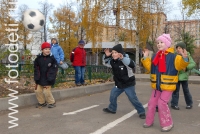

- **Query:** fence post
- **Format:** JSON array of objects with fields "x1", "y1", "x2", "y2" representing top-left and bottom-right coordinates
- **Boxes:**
[
  {"x1": 18, "y1": 63, "x2": 21, "y2": 72},
  {"x1": 61, "y1": 68, "x2": 64, "y2": 75},
  {"x1": 88, "y1": 66, "x2": 92, "y2": 82}
]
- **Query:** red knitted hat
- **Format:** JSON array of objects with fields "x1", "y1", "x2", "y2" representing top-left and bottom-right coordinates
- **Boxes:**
[{"x1": 41, "y1": 42, "x2": 51, "y2": 50}]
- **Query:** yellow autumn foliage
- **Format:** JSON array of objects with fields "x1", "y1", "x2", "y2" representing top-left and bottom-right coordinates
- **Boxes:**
[{"x1": 182, "y1": 0, "x2": 200, "y2": 16}]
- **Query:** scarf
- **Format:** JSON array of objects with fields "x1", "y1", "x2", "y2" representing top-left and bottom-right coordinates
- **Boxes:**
[{"x1": 152, "y1": 50, "x2": 168, "y2": 73}]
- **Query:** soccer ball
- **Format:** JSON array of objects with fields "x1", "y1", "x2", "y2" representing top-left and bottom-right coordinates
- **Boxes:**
[{"x1": 22, "y1": 9, "x2": 45, "y2": 31}]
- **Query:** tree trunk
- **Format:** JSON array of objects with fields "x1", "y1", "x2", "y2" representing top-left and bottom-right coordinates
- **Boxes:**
[
  {"x1": 115, "y1": 0, "x2": 120, "y2": 45},
  {"x1": 135, "y1": 34, "x2": 141, "y2": 74}
]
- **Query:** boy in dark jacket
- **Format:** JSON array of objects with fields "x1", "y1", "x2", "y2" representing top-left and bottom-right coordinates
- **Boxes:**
[
  {"x1": 102, "y1": 44, "x2": 146, "y2": 119},
  {"x1": 34, "y1": 42, "x2": 58, "y2": 108}
]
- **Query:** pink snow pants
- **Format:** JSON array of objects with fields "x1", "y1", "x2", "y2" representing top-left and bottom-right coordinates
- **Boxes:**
[{"x1": 145, "y1": 89, "x2": 173, "y2": 127}]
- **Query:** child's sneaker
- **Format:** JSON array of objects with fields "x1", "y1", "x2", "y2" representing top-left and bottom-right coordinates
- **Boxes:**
[
  {"x1": 161, "y1": 124, "x2": 174, "y2": 132},
  {"x1": 156, "y1": 106, "x2": 158, "y2": 112},
  {"x1": 76, "y1": 83, "x2": 82, "y2": 86},
  {"x1": 171, "y1": 105, "x2": 180, "y2": 110},
  {"x1": 48, "y1": 103, "x2": 56, "y2": 108},
  {"x1": 103, "y1": 108, "x2": 116, "y2": 114},
  {"x1": 139, "y1": 113, "x2": 146, "y2": 119},
  {"x1": 186, "y1": 105, "x2": 192, "y2": 109},
  {"x1": 36, "y1": 102, "x2": 47, "y2": 108},
  {"x1": 81, "y1": 82, "x2": 87, "y2": 85},
  {"x1": 143, "y1": 123, "x2": 153, "y2": 128}
]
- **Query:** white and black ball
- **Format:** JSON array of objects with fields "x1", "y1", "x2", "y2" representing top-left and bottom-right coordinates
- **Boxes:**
[{"x1": 22, "y1": 9, "x2": 45, "y2": 31}]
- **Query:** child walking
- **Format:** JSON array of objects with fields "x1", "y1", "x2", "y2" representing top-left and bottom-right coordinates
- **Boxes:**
[
  {"x1": 170, "y1": 42, "x2": 196, "y2": 110},
  {"x1": 102, "y1": 44, "x2": 146, "y2": 119},
  {"x1": 141, "y1": 34, "x2": 189, "y2": 132},
  {"x1": 34, "y1": 42, "x2": 58, "y2": 108}
]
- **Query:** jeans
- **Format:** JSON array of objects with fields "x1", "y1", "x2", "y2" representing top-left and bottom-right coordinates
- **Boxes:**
[
  {"x1": 145, "y1": 90, "x2": 173, "y2": 127},
  {"x1": 107, "y1": 86, "x2": 145, "y2": 115},
  {"x1": 74, "y1": 66, "x2": 85, "y2": 84},
  {"x1": 171, "y1": 81, "x2": 193, "y2": 106}
]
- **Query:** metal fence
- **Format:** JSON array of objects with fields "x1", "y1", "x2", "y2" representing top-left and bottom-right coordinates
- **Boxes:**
[{"x1": 0, "y1": 63, "x2": 113, "y2": 85}]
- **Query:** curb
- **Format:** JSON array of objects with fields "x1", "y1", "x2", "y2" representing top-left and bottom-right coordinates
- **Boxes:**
[
  {"x1": 0, "y1": 82, "x2": 114, "y2": 112},
  {"x1": 188, "y1": 80, "x2": 200, "y2": 84}
]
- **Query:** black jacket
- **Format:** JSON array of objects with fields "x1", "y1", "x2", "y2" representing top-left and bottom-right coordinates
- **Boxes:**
[
  {"x1": 104, "y1": 55, "x2": 136, "y2": 89},
  {"x1": 34, "y1": 53, "x2": 58, "y2": 86}
]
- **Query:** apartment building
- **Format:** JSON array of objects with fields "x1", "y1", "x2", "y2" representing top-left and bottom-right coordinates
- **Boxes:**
[
  {"x1": 165, "y1": 20, "x2": 200, "y2": 47},
  {"x1": 101, "y1": 12, "x2": 200, "y2": 47}
]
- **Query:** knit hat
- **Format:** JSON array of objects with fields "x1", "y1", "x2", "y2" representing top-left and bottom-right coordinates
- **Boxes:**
[
  {"x1": 175, "y1": 42, "x2": 186, "y2": 49},
  {"x1": 156, "y1": 34, "x2": 171, "y2": 48},
  {"x1": 78, "y1": 40, "x2": 85, "y2": 45},
  {"x1": 112, "y1": 44, "x2": 124, "y2": 54},
  {"x1": 41, "y1": 42, "x2": 51, "y2": 50}
]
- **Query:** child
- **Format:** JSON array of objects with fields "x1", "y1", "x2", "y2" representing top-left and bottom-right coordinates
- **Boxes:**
[
  {"x1": 50, "y1": 38, "x2": 64, "y2": 65},
  {"x1": 102, "y1": 44, "x2": 146, "y2": 119},
  {"x1": 71, "y1": 40, "x2": 86, "y2": 86},
  {"x1": 171, "y1": 42, "x2": 196, "y2": 110},
  {"x1": 141, "y1": 34, "x2": 189, "y2": 132},
  {"x1": 34, "y1": 42, "x2": 58, "y2": 108}
]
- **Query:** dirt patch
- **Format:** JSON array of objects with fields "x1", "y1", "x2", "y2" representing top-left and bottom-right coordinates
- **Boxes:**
[{"x1": 0, "y1": 77, "x2": 112, "y2": 98}]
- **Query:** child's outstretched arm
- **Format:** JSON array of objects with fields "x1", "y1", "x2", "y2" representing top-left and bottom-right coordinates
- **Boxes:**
[
  {"x1": 120, "y1": 53, "x2": 135, "y2": 77},
  {"x1": 141, "y1": 49, "x2": 151, "y2": 72},
  {"x1": 120, "y1": 54, "x2": 135, "y2": 68},
  {"x1": 175, "y1": 49, "x2": 189, "y2": 71},
  {"x1": 102, "y1": 48, "x2": 112, "y2": 68}
]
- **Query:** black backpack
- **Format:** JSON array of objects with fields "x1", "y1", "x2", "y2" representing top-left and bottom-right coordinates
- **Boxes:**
[{"x1": 70, "y1": 47, "x2": 77, "y2": 62}]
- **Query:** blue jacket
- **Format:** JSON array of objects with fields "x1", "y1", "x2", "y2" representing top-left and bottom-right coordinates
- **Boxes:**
[{"x1": 51, "y1": 43, "x2": 64, "y2": 64}]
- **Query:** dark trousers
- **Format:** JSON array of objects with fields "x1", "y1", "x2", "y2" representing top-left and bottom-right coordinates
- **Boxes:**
[{"x1": 171, "y1": 81, "x2": 193, "y2": 106}]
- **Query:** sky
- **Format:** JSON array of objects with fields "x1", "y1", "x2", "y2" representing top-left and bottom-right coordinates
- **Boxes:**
[
  {"x1": 15, "y1": 0, "x2": 182, "y2": 54},
  {"x1": 17, "y1": 0, "x2": 182, "y2": 21}
]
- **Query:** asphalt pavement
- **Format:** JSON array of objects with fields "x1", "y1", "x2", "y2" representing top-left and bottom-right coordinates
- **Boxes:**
[{"x1": 0, "y1": 77, "x2": 199, "y2": 134}]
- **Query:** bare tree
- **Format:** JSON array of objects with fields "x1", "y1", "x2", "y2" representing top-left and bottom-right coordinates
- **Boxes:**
[
  {"x1": 17, "y1": 4, "x2": 32, "y2": 50},
  {"x1": 38, "y1": 0, "x2": 54, "y2": 42},
  {"x1": 49, "y1": 3, "x2": 78, "y2": 59},
  {"x1": 166, "y1": 2, "x2": 196, "y2": 43}
]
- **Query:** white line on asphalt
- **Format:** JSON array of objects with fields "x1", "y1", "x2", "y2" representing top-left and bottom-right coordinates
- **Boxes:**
[
  {"x1": 63, "y1": 105, "x2": 99, "y2": 115},
  {"x1": 90, "y1": 103, "x2": 148, "y2": 134},
  {"x1": 197, "y1": 100, "x2": 200, "y2": 107},
  {"x1": 32, "y1": 114, "x2": 41, "y2": 117}
]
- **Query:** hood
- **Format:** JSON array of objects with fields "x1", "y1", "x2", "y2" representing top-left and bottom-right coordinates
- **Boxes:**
[
  {"x1": 166, "y1": 47, "x2": 175, "y2": 53},
  {"x1": 51, "y1": 43, "x2": 59, "y2": 47},
  {"x1": 38, "y1": 53, "x2": 52, "y2": 57}
]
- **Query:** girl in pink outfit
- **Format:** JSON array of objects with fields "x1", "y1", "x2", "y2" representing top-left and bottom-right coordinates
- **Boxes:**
[{"x1": 141, "y1": 34, "x2": 189, "y2": 132}]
